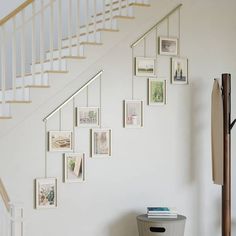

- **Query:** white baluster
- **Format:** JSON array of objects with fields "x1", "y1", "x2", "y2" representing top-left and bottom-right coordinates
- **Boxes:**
[
  {"x1": 102, "y1": 0, "x2": 106, "y2": 29},
  {"x1": 119, "y1": 0, "x2": 122, "y2": 16},
  {"x1": 86, "y1": 1, "x2": 89, "y2": 42},
  {"x1": 93, "y1": 0, "x2": 97, "y2": 42},
  {"x1": 40, "y1": 0, "x2": 45, "y2": 84},
  {"x1": 50, "y1": 0, "x2": 54, "y2": 69},
  {"x1": 31, "y1": 2, "x2": 36, "y2": 86},
  {"x1": 126, "y1": 0, "x2": 129, "y2": 16},
  {"x1": 12, "y1": 17, "x2": 17, "y2": 99},
  {"x1": 76, "y1": 0, "x2": 80, "y2": 56},
  {"x1": 68, "y1": 0, "x2": 72, "y2": 55},
  {"x1": 20, "y1": 208, "x2": 23, "y2": 236},
  {"x1": 0, "y1": 27, "x2": 6, "y2": 106},
  {"x1": 21, "y1": 10, "x2": 26, "y2": 99},
  {"x1": 110, "y1": 0, "x2": 113, "y2": 29},
  {"x1": 58, "y1": 0, "x2": 62, "y2": 69}
]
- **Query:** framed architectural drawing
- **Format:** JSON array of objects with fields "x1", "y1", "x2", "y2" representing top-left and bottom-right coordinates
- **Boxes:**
[
  {"x1": 148, "y1": 78, "x2": 167, "y2": 105},
  {"x1": 35, "y1": 178, "x2": 57, "y2": 209},
  {"x1": 77, "y1": 107, "x2": 99, "y2": 127},
  {"x1": 64, "y1": 153, "x2": 85, "y2": 183},
  {"x1": 91, "y1": 129, "x2": 112, "y2": 157},
  {"x1": 124, "y1": 100, "x2": 144, "y2": 128},
  {"x1": 159, "y1": 37, "x2": 178, "y2": 56},
  {"x1": 48, "y1": 131, "x2": 73, "y2": 152},
  {"x1": 171, "y1": 57, "x2": 188, "y2": 84},
  {"x1": 135, "y1": 57, "x2": 156, "y2": 77}
]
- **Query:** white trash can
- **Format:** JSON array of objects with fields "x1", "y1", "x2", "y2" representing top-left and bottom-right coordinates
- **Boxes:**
[{"x1": 137, "y1": 214, "x2": 186, "y2": 236}]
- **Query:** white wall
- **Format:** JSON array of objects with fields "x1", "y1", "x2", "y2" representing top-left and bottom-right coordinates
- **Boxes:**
[
  {"x1": 0, "y1": 0, "x2": 236, "y2": 236},
  {"x1": 0, "y1": 0, "x2": 25, "y2": 19}
]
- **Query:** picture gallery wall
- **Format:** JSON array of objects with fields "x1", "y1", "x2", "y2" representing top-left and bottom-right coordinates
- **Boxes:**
[{"x1": 35, "y1": 6, "x2": 188, "y2": 210}]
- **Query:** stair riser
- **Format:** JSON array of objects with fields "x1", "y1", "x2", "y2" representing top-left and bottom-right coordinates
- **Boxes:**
[
  {"x1": 31, "y1": 60, "x2": 67, "y2": 74},
  {"x1": 16, "y1": 74, "x2": 49, "y2": 87},
  {"x1": 45, "y1": 45, "x2": 84, "y2": 61},
  {"x1": 61, "y1": 32, "x2": 101, "y2": 49},
  {"x1": 0, "y1": 88, "x2": 30, "y2": 102}
]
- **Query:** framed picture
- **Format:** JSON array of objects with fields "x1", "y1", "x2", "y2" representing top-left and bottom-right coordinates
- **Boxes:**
[
  {"x1": 124, "y1": 100, "x2": 143, "y2": 128},
  {"x1": 159, "y1": 37, "x2": 178, "y2": 55},
  {"x1": 148, "y1": 78, "x2": 167, "y2": 105},
  {"x1": 77, "y1": 107, "x2": 99, "y2": 127},
  {"x1": 48, "y1": 131, "x2": 73, "y2": 152},
  {"x1": 35, "y1": 178, "x2": 57, "y2": 209},
  {"x1": 64, "y1": 153, "x2": 85, "y2": 183},
  {"x1": 135, "y1": 57, "x2": 156, "y2": 77},
  {"x1": 91, "y1": 129, "x2": 112, "y2": 157},
  {"x1": 171, "y1": 57, "x2": 188, "y2": 84}
]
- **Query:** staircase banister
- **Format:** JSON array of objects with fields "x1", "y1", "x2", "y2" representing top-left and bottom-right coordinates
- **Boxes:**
[
  {"x1": 0, "y1": 0, "x2": 34, "y2": 26},
  {"x1": 0, "y1": 178, "x2": 10, "y2": 212}
]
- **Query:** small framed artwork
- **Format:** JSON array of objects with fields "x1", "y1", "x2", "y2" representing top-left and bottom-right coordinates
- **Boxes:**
[
  {"x1": 35, "y1": 178, "x2": 57, "y2": 209},
  {"x1": 171, "y1": 57, "x2": 188, "y2": 84},
  {"x1": 148, "y1": 78, "x2": 167, "y2": 105},
  {"x1": 64, "y1": 153, "x2": 85, "y2": 183},
  {"x1": 77, "y1": 107, "x2": 99, "y2": 127},
  {"x1": 159, "y1": 37, "x2": 178, "y2": 56},
  {"x1": 48, "y1": 131, "x2": 73, "y2": 152},
  {"x1": 124, "y1": 100, "x2": 144, "y2": 128},
  {"x1": 91, "y1": 129, "x2": 112, "y2": 157},
  {"x1": 135, "y1": 57, "x2": 156, "y2": 77}
]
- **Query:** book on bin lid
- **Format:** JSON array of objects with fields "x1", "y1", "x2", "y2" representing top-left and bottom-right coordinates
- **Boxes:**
[{"x1": 147, "y1": 207, "x2": 177, "y2": 214}]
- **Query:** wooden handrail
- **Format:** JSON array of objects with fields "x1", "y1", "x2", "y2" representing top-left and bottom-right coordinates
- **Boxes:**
[
  {"x1": 0, "y1": 178, "x2": 10, "y2": 212},
  {"x1": 0, "y1": 0, "x2": 34, "y2": 26}
]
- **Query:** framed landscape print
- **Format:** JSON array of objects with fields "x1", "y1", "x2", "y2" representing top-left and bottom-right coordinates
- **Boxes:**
[
  {"x1": 48, "y1": 131, "x2": 73, "y2": 152},
  {"x1": 35, "y1": 178, "x2": 57, "y2": 209},
  {"x1": 91, "y1": 129, "x2": 112, "y2": 157},
  {"x1": 159, "y1": 37, "x2": 178, "y2": 56},
  {"x1": 135, "y1": 57, "x2": 156, "y2": 77},
  {"x1": 148, "y1": 78, "x2": 167, "y2": 105},
  {"x1": 124, "y1": 100, "x2": 143, "y2": 128},
  {"x1": 64, "y1": 153, "x2": 85, "y2": 183},
  {"x1": 77, "y1": 107, "x2": 99, "y2": 127},
  {"x1": 171, "y1": 57, "x2": 188, "y2": 84}
]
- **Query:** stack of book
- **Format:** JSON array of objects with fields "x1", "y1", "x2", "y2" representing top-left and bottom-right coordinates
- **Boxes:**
[{"x1": 147, "y1": 207, "x2": 178, "y2": 218}]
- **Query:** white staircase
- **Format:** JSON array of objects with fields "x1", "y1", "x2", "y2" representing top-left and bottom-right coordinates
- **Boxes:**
[
  {"x1": 0, "y1": 179, "x2": 24, "y2": 236},
  {"x1": 0, "y1": 0, "x2": 150, "y2": 119}
]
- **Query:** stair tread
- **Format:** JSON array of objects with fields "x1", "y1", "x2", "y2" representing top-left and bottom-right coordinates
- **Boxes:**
[{"x1": 0, "y1": 117, "x2": 12, "y2": 119}]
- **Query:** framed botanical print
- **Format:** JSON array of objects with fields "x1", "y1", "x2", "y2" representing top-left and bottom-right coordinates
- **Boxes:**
[
  {"x1": 148, "y1": 78, "x2": 167, "y2": 105},
  {"x1": 91, "y1": 129, "x2": 112, "y2": 157}
]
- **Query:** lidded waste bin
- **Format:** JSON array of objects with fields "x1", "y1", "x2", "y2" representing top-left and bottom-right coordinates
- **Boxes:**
[{"x1": 137, "y1": 214, "x2": 186, "y2": 236}]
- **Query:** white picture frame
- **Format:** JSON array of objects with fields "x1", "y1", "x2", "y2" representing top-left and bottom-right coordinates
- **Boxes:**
[
  {"x1": 135, "y1": 57, "x2": 156, "y2": 77},
  {"x1": 76, "y1": 107, "x2": 100, "y2": 127},
  {"x1": 171, "y1": 57, "x2": 188, "y2": 84},
  {"x1": 124, "y1": 100, "x2": 144, "y2": 128},
  {"x1": 159, "y1": 37, "x2": 178, "y2": 56},
  {"x1": 64, "y1": 153, "x2": 85, "y2": 183},
  {"x1": 148, "y1": 78, "x2": 167, "y2": 105},
  {"x1": 48, "y1": 131, "x2": 73, "y2": 152},
  {"x1": 35, "y1": 178, "x2": 57, "y2": 209},
  {"x1": 91, "y1": 128, "x2": 112, "y2": 158}
]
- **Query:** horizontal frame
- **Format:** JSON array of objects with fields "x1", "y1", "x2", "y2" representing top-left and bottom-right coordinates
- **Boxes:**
[
  {"x1": 76, "y1": 107, "x2": 100, "y2": 128},
  {"x1": 159, "y1": 37, "x2": 178, "y2": 56},
  {"x1": 135, "y1": 57, "x2": 156, "y2": 77},
  {"x1": 48, "y1": 131, "x2": 73, "y2": 152}
]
